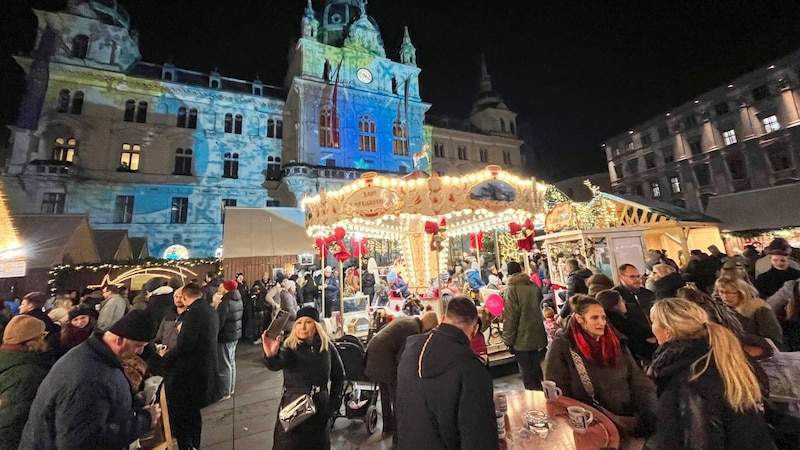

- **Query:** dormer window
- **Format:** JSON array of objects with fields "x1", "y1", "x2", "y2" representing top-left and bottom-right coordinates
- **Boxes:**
[
  {"x1": 71, "y1": 35, "x2": 89, "y2": 58},
  {"x1": 162, "y1": 64, "x2": 176, "y2": 81}
]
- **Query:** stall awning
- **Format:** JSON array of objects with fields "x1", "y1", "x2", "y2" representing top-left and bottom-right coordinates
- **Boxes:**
[
  {"x1": 222, "y1": 207, "x2": 314, "y2": 258},
  {"x1": 705, "y1": 184, "x2": 800, "y2": 231}
]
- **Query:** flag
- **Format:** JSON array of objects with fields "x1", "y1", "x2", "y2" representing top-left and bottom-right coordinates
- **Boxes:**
[{"x1": 331, "y1": 59, "x2": 343, "y2": 148}]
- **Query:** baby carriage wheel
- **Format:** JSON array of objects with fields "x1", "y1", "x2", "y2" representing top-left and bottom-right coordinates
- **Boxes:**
[{"x1": 365, "y1": 405, "x2": 378, "y2": 434}]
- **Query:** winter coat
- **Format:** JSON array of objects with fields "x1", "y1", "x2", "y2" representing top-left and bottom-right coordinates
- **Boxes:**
[
  {"x1": 732, "y1": 297, "x2": 783, "y2": 347},
  {"x1": 264, "y1": 335, "x2": 344, "y2": 450},
  {"x1": 19, "y1": 333, "x2": 152, "y2": 450},
  {"x1": 364, "y1": 317, "x2": 424, "y2": 384},
  {"x1": 755, "y1": 254, "x2": 800, "y2": 278},
  {"x1": 755, "y1": 267, "x2": 800, "y2": 299},
  {"x1": 503, "y1": 272, "x2": 547, "y2": 352},
  {"x1": 59, "y1": 318, "x2": 96, "y2": 350},
  {"x1": 396, "y1": 323, "x2": 498, "y2": 450},
  {"x1": 217, "y1": 289, "x2": 243, "y2": 343},
  {"x1": 301, "y1": 278, "x2": 318, "y2": 305},
  {"x1": 613, "y1": 285, "x2": 656, "y2": 315},
  {"x1": 653, "y1": 272, "x2": 686, "y2": 300},
  {"x1": 649, "y1": 337, "x2": 776, "y2": 450},
  {"x1": 0, "y1": 349, "x2": 52, "y2": 450},
  {"x1": 465, "y1": 269, "x2": 486, "y2": 291},
  {"x1": 155, "y1": 307, "x2": 183, "y2": 351},
  {"x1": 682, "y1": 258, "x2": 721, "y2": 294},
  {"x1": 129, "y1": 292, "x2": 148, "y2": 311},
  {"x1": 237, "y1": 282, "x2": 251, "y2": 310},
  {"x1": 361, "y1": 272, "x2": 376, "y2": 297},
  {"x1": 279, "y1": 290, "x2": 300, "y2": 332},
  {"x1": 25, "y1": 309, "x2": 62, "y2": 357},
  {"x1": 144, "y1": 288, "x2": 176, "y2": 332},
  {"x1": 605, "y1": 309, "x2": 657, "y2": 361},
  {"x1": 558, "y1": 268, "x2": 592, "y2": 318},
  {"x1": 151, "y1": 299, "x2": 221, "y2": 409},
  {"x1": 324, "y1": 275, "x2": 340, "y2": 304},
  {"x1": 201, "y1": 277, "x2": 221, "y2": 303},
  {"x1": 543, "y1": 330, "x2": 657, "y2": 422},
  {"x1": 97, "y1": 294, "x2": 128, "y2": 331}
]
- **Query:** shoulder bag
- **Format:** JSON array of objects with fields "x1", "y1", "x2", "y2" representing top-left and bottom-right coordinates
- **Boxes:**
[
  {"x1": 279, "y1": 385, "x2": 319, "y2": 432},
  {"x1": 568, "y1": 349, "x2": 640, "y2": 436}
]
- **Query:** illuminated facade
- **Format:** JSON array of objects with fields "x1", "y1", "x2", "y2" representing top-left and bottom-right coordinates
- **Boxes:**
[
  {"x1": 3, "y1": 0, "x2": 525, "y2": 258},
  {"x1": 604, "y1": 48, "x2": 800, "y2": 212}
]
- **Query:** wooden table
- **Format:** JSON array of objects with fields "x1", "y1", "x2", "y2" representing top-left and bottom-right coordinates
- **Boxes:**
[{"x1": 500, "y1": 390, "x2": 620, "y2": 450}]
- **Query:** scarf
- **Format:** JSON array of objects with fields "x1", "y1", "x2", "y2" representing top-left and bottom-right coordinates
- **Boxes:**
[{"x1": 569, "y1": 318, "x2": 621, "y2": 367}]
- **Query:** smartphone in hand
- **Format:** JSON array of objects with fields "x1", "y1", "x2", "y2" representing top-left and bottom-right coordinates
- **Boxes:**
[{"x1": 265, "y1": 310, "x2": 290, "y2": 340}]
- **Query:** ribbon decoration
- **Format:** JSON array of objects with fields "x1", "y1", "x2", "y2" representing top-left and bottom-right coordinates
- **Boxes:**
[
  {"x1": 350, "y1": 237, "x2": 368, "y2": 258},
  {"x1": 327, "y1": 227, "x2": 351, "y2": 262},
  {"x1": 314, "y1": 237, "x2": 329, "y2": 258},
  {"x1": 470, "y1": 230, "x2": 484, "y2": 250},
  {"x1": 424, "y1": 218, "x2": 447, "y2": 252},
  {"x1": 508, "y1": 218, "x2": 535, "y2": 251}
]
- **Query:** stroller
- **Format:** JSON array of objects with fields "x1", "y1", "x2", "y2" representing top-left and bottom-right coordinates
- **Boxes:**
[{"x1": 331, "y1": 335, "x2": 380, "y2": 434}]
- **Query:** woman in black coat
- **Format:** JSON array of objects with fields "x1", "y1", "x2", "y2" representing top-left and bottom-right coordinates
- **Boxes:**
[
  {"x1": 648, "y1": 297, "x2": 776, "y2": 449},
  {"x1": 263, "y1": 307, "x2": 344, "y2": 450}
]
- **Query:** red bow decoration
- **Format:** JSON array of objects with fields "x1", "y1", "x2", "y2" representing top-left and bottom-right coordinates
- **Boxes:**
[
  {"x1": 327, "y1": 227, "x2": 351, "y2": 262},
  {"x1": 314, "y1": 237, "x2": 329, "y2": 258},
  {"x1": 424, "y1": 218, "x2": 447, "y2": 252},
  {"x1": 508, "y1": 218, "x2": 535, "y2": 251},
  {"x1": 350, "y1": 237, "x2": 368, "y2": 258},
  {"x1": 470, "y1": 230, "x2": 484, "y2": 250}
]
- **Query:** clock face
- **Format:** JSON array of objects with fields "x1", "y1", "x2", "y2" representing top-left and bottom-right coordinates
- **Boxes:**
[{"x1": 357, "y1": 68, "x2": 373, "y2": 84}]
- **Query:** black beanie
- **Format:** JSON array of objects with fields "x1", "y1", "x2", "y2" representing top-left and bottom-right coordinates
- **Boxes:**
[
  {"x1": 108, "y1": 310, "x2": 156, "y2": 342},
  {"x1": 507, "y1": 261, "x2": 522, "y2": 275},
  {"x1": 295, "y1": 306, "x2": 320, "y2": 323}
]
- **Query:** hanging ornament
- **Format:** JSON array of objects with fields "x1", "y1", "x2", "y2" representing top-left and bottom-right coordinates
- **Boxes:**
[
  {"x1": 350, "y1": 237, "x2": 368, "y2": 258},
  {"x1": 470, "y1": 230, "x2": 484, "y2": 250},
  {"x1": 508, "y1": 218, "x2": 535, "y2": 251},
  {"x1": 314, "y1": 237, "x2": 329, "y2": 258},
  {"x1": 326, "y1": 228, "x2": 350, "y2": 262},
  {"x1": 424, "y1": 218, "x2": 448, "y2": 252}
]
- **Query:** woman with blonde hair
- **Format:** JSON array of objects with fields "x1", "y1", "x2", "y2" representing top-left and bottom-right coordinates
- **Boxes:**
[
  {"x1": 715, "y1": 276, "x2": 782, "y2": 347},
  {"x1": 648, "y1": 297, "x2": 776, "y2": 449},
  {"x1": 263, "y1": 306, "x2": 344, "y2": 449}
]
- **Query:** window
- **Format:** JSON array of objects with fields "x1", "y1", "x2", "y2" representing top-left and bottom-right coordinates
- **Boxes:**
[
  {"x1": 722, "y1": 129, "x2": 737, "y2": 146},
  {"x1": 725, "y1": 152, "x2": 747, "y2": 180},
  {"x1": 500, "y1": 118, "x2": 506, "y2": 132},
  {"x1": 644, "y1": 153, "x2": 656, "y2": 169},
  {"x1": 626, "y1": 141, "x2": 635, "y2": 151},
  {"x1": 457, "y1": 146, "x2": 467, "y2": 160},
  {"x1": 479, "y1": 148, "x2": 488, "y2": 163},
  {"x1": 41, "y1": 193, "x2": 65, "y2": 214},
  {"x1": 614, "y1": 164, "x2": 623, "y2": 179},
  {"x1": 221, "y1": 198, "x2": 236, "y2": 224},
  {"x1": 124, "y1": 100, "x2": 135, "y2": 122},
  {"x1": 70, "y1": 91, "x2": 84, "y2": 114},
  {"x1": 119, "y1": 143, "x2": 141, "y2": 171},
  {"x1": 266, "y1": 162, "x2": 282, "y2": 181},
  {"x1": 752, "y1": 85, "x2": 770, "y2": 101},
  {"x1": 177, "y1": 107, "x2": 187, "y2": 127},
  {"x1": 266, "y1": 200, "x2": 280, "y2": 207},
  {"x1": 51, "y1": 137, "x2": 76, "y2": 162},
  {"x1": 670, "y1": 176, "x2": 682, "y2": 193},
  {"x1": 651, "y1": 182, "x2": 661, "y2": 198},
  {"x1": 71, "y1": 35, "x2": 89, "y2": 58},
  {"x1": 627, "y1": 158, "x2": 639, "y2": 174},
  {"x1": 188, "y1": 108, "x2": 198, "y2": 129},
  {"x1": 223, "y1": 152, "x2": 239, "y2": 178},
  {"x1": 136, "y1": 101, "x2": 147, "y2": 123},
  {"x1": 114, "y1": 195, "x2": 134, "y2": 223},
  {"x1": 224, "y1": 114, "x2": 233, "y2": 133},
  {"x1": 267, "y1": 118, "x2": 284, "y2": 139},
  {"x1": 763, "y1": 115, "x2": 780, "y2": 133},
  {"x1": 640, "y1": 133, "x2": 651, "y2": 147},
  {"x1": 170, "y1": 197, "x2": 188, "y2": 224},
  {"x1": 689, "y1": 140, "x2": 703, "y2": 155},
  {"x1": 767, "y1": 145, "x2": 793, "y2": 171},
  {"x1": 510, "y1": 121, "x2": 516, "y2": 135},
  {"x1": 319, "y1": 107, "x2": 340, "y2": 148},
  {"x1": 434, "y1": 142, "x2": 444, "y2": 158},
  {"x1": 684, "y1": 115, "x2": 698, "y2": 129},
  {"x1": 503, "y1": 151, "x2": 511, "y2": 165},
  {"x1": 693, "y1": 164, "x2": 712, "y2": 187},
  {"x1": 358, "y1": 115, "x2": 377, "y2": 152},
  {"x1": 714, "y1": 102, "x2": 730, "y2": 116},
  {"x1": 174, "y1": 148, "x2": 192, "y2": 175},
  {"x1": 657, "y1": 126, "x2": 669, "y2": 139},
  {"x1": 392, "y1": 120, "x2": 408, "y2": 156},
  {"x1": 234, "y1": 114, "x2": 243, "y2": 134},
  {"x1": 661, "y1": 146, "x2": 675, "y2": 163},
  {"x1": 57, "y1": 90, "x2": 70, "y2": 113}
]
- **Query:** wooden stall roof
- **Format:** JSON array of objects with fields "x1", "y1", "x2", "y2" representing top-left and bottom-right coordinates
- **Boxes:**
[
  {"x1": 93, "y1": 230, "x2": 132, "y2": 262},
  {"x1": 602, "y1": 193, "x2": 721, "y2": 228},
  {"x1": 12, "y1": 214, "x2": 99, "y2": 269},
  {"x1": 129, "y1": 237, "x2": 150, "y2": 259},
  {"x1": 705, "y1": 184, "x2": 800, "y2": 231}
]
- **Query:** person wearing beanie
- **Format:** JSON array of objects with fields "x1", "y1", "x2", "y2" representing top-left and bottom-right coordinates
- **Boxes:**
[
  {"x1": 216, "y1": 279, "x2": 243, "y2": 399},
  {"x1": 19, "y1": 310, "x2": 159, "y2": 449},
  {"x1": 754, "y1": 237, "x2": 800, "y2": 278},
  {"x1": 502, "y1": 259, "x2": 548, "y2": 390},
  {"x1": 262, "y1": 306, "x2": 344, "y2": 449},
  {"x1": 364, "y1": 311, "x2": 439, "y2": 444},
  {"x1": 20, "y1": 291, "x2": 62, "y2": 356},
  {"x1": 60, "y1": 305, "x2": 97, "y2": 350},
  {"x1": 0, "y1": 315, "x2": 52, "y2": 450}
]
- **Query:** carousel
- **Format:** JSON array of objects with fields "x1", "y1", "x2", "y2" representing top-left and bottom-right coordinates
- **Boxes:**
[{"x1": 302, "y1": 165, "x2": 547, "y2": 359}]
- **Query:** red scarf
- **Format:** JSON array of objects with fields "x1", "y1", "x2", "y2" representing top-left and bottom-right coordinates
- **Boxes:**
[{"x1": 569, "y1": 318, "x2": 621, "y2": 367}]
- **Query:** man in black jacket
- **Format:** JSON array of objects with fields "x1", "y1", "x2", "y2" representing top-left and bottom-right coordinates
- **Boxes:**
[
  {"x1": 216, "y1": 279, "x2": 243, "y2": 399},
  {"x1": 396, "y1": 296, "x2": 498, "y2": 450}
]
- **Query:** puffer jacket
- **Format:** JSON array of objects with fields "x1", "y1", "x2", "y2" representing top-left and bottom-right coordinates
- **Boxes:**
[
  {"x1": 502, "y1": 272, "x2": 547, "y2": 351},
  {"x1": 217, "y1": 289, "x2": 243, "y2": 343},
  {"x1": 466, "y1": 269, "x2": 485, "y2": 291},
  {"x1": 0, "y1": 349, "x2": 52, "y2": 450}
]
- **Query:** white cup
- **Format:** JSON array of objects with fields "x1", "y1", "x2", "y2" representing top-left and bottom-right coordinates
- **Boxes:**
[
  {"x1": 567, "y1": 406, "x2": 593, "y2": 433},
  {"x1": 541, "y1": 380, "x2": 562, "y2": 402}
]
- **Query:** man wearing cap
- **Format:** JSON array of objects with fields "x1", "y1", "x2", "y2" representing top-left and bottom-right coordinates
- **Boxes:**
[
  {"x1": 19, "y1": 291, "x2": 62, "y2": 355},
  {"x1": 216, "y1": 280, "x2": 243, "y2": 400},
  {"x1": 19, "y1": 310, "x2": 160, "y2": 449},
  {"x1": 755, "y1": 238, "x2": 800, "y2": 278},
  {"x1": 97, "y1": 285, "x2": 128, "y2": 332},
  {"x1": 150, "y1": 282, "x2": 220, "y2": 450},
  {"x1": 323, "y1": 265, "x2": 341, "y2": 318},
  {"x1": 365, "y1": 311, "x2": 439, "y2": 445}
]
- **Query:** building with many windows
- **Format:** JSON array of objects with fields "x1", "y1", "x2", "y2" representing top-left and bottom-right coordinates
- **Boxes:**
[
  {"x1": 2, "y1": 0, "x2": 525, "y2": 258},
  {"x1": 604, "y1": 48, "x2": 800, "y2": 215}
]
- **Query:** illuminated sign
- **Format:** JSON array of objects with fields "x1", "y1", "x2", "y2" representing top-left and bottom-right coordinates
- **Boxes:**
[{"x1": 545, "y1": 202, "x2": 574, "y2": 233}]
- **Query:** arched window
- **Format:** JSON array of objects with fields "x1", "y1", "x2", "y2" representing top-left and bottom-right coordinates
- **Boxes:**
[
  {"x1": 120, "y1": 143, "x2": 141, "y2": 171},
  {"x1": 136, "y1": 101, "x2": 148, "y2": 123},
  {"x1": 500, "y1": 118, "x2": 506, "y2": 132},
  {"x1": 358, "y1": 115, "x2": 377, "y2": 152},
  {"x1": 510, "y1": 121, "x2": 516, "y2": 135},
  {"x1": 188, "y1": 108, "x2": 198, "y2": 129},
  {"x1": 51, "y1": 137, "x2": 77, "y2": 162},
  {"x1": 392, "y1": 120, "x2": 408, "y2": 155},
  {"x1": 177, "y1": 107, "x2": 187, "y2": 128},
  {"x1": 234, "y1": 114, "x2": 243, "y2": 134},
  {"x1": 211, "y1": 79, "x2": 220, "y2": 89},
  {"x1": 267, "y1": 118, "x2": 284, "y2": 138},
  {"x1": 224, "y1": 113, "x2": 233, "y2": 133},
  {"x1": 223, "y1": 152, "x2": 239, "y2": 178},
  {"x1": 323, "y1": 60, "x2": 331, "y2": 81},
  {"x1": 71, "y1": 35, "x2": 89, "y2": 58},
  {"x1": 319, "y1": 107, "x2": 340, "y2": 148},
  {"x1": 69, "y1": 91, "x2": 84, "y2": 114},
  {"x1": 275, "y1": 156, "x2": 281, "y2": 163},
  {"x1": 479, "y1": 148, "x2": 488, "y2": 163},
  {"x1": 163, "y1": 71, "x2": 173, "y2": 81},
  {"x1": 57, "y1": 90, "x2": 70, "y2": 113},
  {"x1": 267, "y1": 156, "x2": 274, "y2": 162},
  {"x1": 174, "y1": 148, "x2": 193, "y2": 175},
  {"x1": 124, "y1": 99, "x2": 135, "y2": 122}
]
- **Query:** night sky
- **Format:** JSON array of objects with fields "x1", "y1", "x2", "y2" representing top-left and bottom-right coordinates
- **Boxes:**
[{"x1": 2, "y1": 0, "x2": 800, "y2": 181}]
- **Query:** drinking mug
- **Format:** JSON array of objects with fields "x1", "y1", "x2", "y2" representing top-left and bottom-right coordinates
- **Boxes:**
[
  {"x1": 567, "y1": 406, "x2": 593, "y2": 432},
  {"x1": 541, "y1": 380, "x2": 562, "y2": 402}
]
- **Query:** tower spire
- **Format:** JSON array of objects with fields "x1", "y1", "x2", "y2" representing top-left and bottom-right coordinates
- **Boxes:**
[{"x1": 480, "y1": 54, "x2": 492, "y2": 92}]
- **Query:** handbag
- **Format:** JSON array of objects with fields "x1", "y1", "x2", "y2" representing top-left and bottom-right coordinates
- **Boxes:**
[
  {"x1": 279, "y1": 385, "x2": 319, "y2": 432},
  {"x1": 568, "y1": 349, "x2": 641, "y2": 436}
]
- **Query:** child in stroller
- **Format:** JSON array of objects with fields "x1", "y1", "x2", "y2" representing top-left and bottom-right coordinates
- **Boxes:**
[{"x1": 331, "y1": 335, "x2": 380, "y2": 434}]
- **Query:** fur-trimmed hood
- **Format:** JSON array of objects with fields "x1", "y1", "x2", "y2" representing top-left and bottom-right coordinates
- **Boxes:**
[{"x1": 736, "y1": 297, "x2": 771, "y2": 319}]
